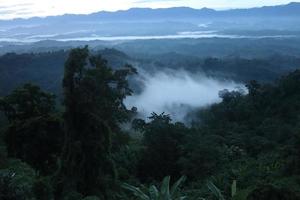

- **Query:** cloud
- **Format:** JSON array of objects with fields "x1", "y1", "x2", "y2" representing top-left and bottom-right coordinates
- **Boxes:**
[
  {"x1": 0, "y1": 3, "x2": 34, "y2": 10},
  {"x1": 0, "y1": 3, "x2": 35, "y2": 18},
  {"x1": 0, "y1": 10, "x2": 18, "y2": 15},
  {"x1": 125, "y1": 69, "x2": 245, "y2": 122}
]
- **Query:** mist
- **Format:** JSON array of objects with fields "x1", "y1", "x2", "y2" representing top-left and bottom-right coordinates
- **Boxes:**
[{"x1": 125, "y1": 69, "x2": 245, "y2": 122}]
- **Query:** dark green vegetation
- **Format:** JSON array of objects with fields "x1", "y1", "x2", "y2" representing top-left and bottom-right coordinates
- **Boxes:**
[
  {"x1": 0, "y1": 49, "x2": 130, "y2": 96},
  {"x1": 1, "y1": 46, "x2": 300, "y2": 199},
  {"x1": 1, "y1": 47, "x2": 300, "y2": 97}
]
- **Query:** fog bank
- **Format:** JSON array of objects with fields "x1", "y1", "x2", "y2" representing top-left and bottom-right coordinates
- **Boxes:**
[{"x1": 125, "y1": 70, "x2": 245, "y2": 122}]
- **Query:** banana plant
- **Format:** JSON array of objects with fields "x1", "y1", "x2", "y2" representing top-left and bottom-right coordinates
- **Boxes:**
[
  {"x1": 122, "y1": 176, "x2": 187, "y2": 200},
  {"x1": 207, "y1": 181, "x2": 226, "y2": 200}
]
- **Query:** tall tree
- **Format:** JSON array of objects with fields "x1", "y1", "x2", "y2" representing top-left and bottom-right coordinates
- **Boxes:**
[{"x1": 56, "y1": 47, "x2": 136, "y2": 198}]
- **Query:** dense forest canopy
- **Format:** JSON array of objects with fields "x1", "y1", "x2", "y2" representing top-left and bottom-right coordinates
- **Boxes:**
[
  {"x1": 1, "y1": 49, "x2": 300, "y2": 96},
  {"x1": 0, "y1": 45, "x2": 300, "y2": 199},
  {"x1": 1, "y1": 3, "x2": 300, "y2": 199}
]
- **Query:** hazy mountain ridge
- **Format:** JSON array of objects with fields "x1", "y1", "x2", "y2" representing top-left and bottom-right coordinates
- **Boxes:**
[
  {"x1": 0, "y1": 2, "x2": 299, "y2": 24},
  {"x1": 0, "y1": 2, "x2": 299, "y2": 44}
]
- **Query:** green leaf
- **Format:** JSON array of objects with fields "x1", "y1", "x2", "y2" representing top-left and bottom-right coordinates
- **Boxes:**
[
  {"x1": 160, "y1": 176, "x2": 171, "y2": 199},
  {"x1": 170, "y1": 176, "x2": 186, "y2": 197},
  {"x1": 122, "y1": 183, "x2": 150, "y2": 200},
  {"x1": 231, "y1": 180, "x2": 237, "y2": 198},
  {"x1": 149, "y1": 185, "x2": 159, "y2": 200},
  {"x1": 207, "y1": 181, "x2": 225, "y2": 200}
]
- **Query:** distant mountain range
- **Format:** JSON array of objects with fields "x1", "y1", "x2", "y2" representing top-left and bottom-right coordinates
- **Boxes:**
[
  {"x1": 85, "y1": 2, "x2": 300, "y2": 19},
  {"x1": 0, "y1": 2, "x2": 300, "y2": 43},
  {"x1": 1, "y1": 2, "x2": 300, "y2": 24}
]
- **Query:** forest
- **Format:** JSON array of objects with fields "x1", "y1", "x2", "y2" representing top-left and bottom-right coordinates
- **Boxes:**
[
  {"x1": 1, "y1": 48, "x2": 300, "y2": 96},
  {"x1": 1, "y1": 46, "x2": 300, "y2": 200}
]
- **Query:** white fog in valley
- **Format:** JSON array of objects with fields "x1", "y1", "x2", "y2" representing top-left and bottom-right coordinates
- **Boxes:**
[{"x1": 125, "y1": 70, "x2": 245, "y2": 121}]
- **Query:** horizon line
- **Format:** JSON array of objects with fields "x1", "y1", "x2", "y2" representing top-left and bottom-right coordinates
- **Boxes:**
[{"x1": 1, "y1": 1, "x2": 298, "y2": 21}]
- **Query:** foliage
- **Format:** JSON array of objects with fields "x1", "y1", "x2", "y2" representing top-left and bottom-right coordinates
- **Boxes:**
[
  {"x1": 122, "y1": 176, "x2": 187, "y2": 200},
  {"x1": 207, "y1": 181, "x2": 226, "y2": 200},
  {"x1": 179, "y1": 132, "x2": 225, "y2": 180},
  {"x1": 137, "y1": 113, "x2": 187, "y2": 181},
  {"x1": 1, "y1": 48, "x2": 300, "y2": 200},
  {"x1": 33, "y1": 176, "x2": 54, "y2": 200},
  {"x1": 0, "y1": 83, "x2": 55, "y2": 122},
  {"x1": 0, "y1": 83, "x2": 63, "y2": 174},
  {"x1": 82, "y1": 196, "x2": 101, "y2": 200},
  {"x1": 56, "y1": 46, "x2": 136, "y2": 198},
  {"x1": 246, "y1": 184, "x2": 300, "y2": 200},
  {"x1": 112, "y1": 142, "x2": 142, "y2": 181},
  {"x1": 0, "y1": 159, "x2": 36, "y2": 200}
]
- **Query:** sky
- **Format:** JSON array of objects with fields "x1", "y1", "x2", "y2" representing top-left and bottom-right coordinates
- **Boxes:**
[{"x1": 0, "y1": 0, "x2": 299, "y2": 19}]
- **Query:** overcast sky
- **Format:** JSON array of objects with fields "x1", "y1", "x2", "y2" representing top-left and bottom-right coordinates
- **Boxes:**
[{"x1": 0, "y1": 0, "x2": 299, "y2": 19}]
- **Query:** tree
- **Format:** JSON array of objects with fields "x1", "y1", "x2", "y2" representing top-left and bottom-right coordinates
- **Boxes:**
[
  {"x1": 180, "y1": 132, "x2": 224, "y2": 180},
  {"x1": 56, "y1": 46, "x2": 136, "y2": 198},
  {"x1": 0, "y1": 84, "x2": 62, "y2": 174},
  {"x1": 0, "y1": 159, "x2": 38, "y2": 200},
  {"x1": 0, "y1": 83, "x2": 55, "y2": 122},
  {"x1": 138, "y1": 113, "x2": 187, "y2": 181}
]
